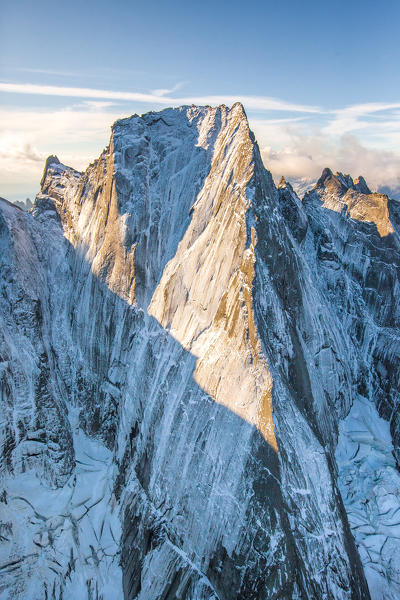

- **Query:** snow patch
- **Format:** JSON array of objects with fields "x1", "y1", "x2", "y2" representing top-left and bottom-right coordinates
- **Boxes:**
[{"x1": 0, "y1": 408, "x2": 122, "y2": 599}]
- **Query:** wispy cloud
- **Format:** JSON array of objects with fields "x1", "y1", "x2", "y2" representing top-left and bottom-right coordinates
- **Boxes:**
[
  {"x1": 0, "y1": 82, "x2": 322, "y2": 113},
  {"x1": 324, "y1": 102, "x2": 400, "y2": 139},
  {"x1": 150, "y1": 81, "x2": 186, "y2": 97},
  {"x1": 82, "y1": 100, "x2": 119, "y2": 110},
  {"x1": 12, "y1": 66, "x2": 149, "y2": 79},
  {"x1": 14, "y1": 67, "x2": 86, "y2": 77}
]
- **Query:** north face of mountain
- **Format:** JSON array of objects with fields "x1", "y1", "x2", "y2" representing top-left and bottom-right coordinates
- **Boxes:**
[{"x1": 1, "y1": 103, "x2": 399, "y2": 599}]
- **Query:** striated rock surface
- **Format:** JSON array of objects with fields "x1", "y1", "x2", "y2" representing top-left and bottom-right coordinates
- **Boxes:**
[
  {"x1": 1, "y1": 103, "x2": 399, "y2": 599},
  {"x1": 312, "y1": 168, "x2": 394, "y2": 237}
]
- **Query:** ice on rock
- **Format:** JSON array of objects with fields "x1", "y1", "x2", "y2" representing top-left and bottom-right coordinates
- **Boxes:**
[
  {"x1": 336, "y1": 395, "x2": 400, "y2": 600},
  {"x1": 0, "y1": 412, "x2": 122, "y2": 599}
]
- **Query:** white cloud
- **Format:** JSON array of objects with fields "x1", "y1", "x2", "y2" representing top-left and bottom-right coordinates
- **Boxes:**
[
  {"x1": 0, "y1": 82, "x2": 321, "y2": 114},
  {"x1": 82, "y1": 100, "x2": 119, "y2": 110},
  {"x1": 0, "y1": 141, "x2": 44, "y2": 164},
  {"x1": 252, "y1": 118, "x2": 400, "y2": 196},
  {"x1": 0, "y1": 103, "x2": 127, "y2": 200},
  {"x1": 324, "y1": 102, "x2": 400, "y2": 140},
  {"x1": 150, "y1": 82, "x2": 186, "y2": 97},
  {"x1": 14, "y1": 67, "x2": 86, "y2": 77}
]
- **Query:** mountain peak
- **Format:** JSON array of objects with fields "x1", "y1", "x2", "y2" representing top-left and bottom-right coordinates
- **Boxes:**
[
  {"x1": 316, "y1": 167, "x2": 334, "y2": 186},
  {"x1": 353, "y1": 175, "x2": 371, "y2": 195},
  {"x1": 230, "y1": 101, "x2": 247, "y2": 117},
  {"x1": 315, "y1": 168, "x2": 372, "y2": 196},
  {"x1": 40, "y1": 155, "x2": 63, "y2": 187},
  {"x1": 277, "y1": 176, "x2": 287, "y2": 189},
  {"x1": 310, "y1": 167, "x2": 393, "y2": 236},
  {"x1": 277, "y1": 176, "x2": 297, "y2": 195}
]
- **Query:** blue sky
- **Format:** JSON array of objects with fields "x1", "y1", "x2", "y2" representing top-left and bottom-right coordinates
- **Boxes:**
[{"x1": 1, "y1": 0, "x2": 400, "y2": 200}]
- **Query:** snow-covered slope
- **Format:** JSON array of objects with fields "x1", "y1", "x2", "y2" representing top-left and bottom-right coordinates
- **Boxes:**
[
  {"x1": 336, "y1": 395, "x2": 400, "y2": 600},
  {"x1": 1, "y1": 104, "x2": 399, "y2": 599}
]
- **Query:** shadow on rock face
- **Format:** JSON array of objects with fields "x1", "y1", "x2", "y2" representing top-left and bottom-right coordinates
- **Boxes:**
[{"x1": 64, "y1": 234, "x2": 293, "y2": 600}]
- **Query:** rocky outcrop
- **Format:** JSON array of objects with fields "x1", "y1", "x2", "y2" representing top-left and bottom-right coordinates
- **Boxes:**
[
  {"x1": 303, "y1": 172, "x2": 400, "y2": 465},
  {"x1": 1, "y1": 104, "x2": 399, "y2": 599},
  {"x1": 312, "y1": 168, "x2": 394, "y2": 236}
]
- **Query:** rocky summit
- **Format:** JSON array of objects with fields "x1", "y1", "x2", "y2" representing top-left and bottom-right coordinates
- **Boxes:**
[{"x1": 1, "y1": 103, "x2": 399, "y2": 600}]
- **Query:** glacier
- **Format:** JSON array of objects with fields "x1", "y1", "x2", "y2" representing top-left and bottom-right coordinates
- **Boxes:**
[
  {"x1": 336, "y1": 395, "x2": 400, "y2": 600},
  {"x1": 0, "y1": 103, "x2": 399, "y2": 599}
]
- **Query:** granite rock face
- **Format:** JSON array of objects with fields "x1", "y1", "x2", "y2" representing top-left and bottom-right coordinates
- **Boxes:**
[{"x1": 0, "y1": 104, "x2": 399, "y2": 599}]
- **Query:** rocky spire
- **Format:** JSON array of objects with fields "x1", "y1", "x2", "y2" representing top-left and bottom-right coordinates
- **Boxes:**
[
  {"x1": 354, "y1": 175, "x2": 371, "y2": 194},
  {"x1": 40, "y1": 155, "x2": 60, "y2": 186}
]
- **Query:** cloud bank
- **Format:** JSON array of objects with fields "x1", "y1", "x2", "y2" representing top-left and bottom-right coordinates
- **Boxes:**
[{"x1": 254, "y1": 120, "x2": 400, "y2": 197}]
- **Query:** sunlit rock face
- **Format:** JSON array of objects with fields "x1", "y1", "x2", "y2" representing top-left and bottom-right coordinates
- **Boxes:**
[
  {"x1": 312, "y1": 168, "x2": 394, "y2": 236},
  {"x1": 1, "y1": 103, "x2": 399, "y2": 600}
]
